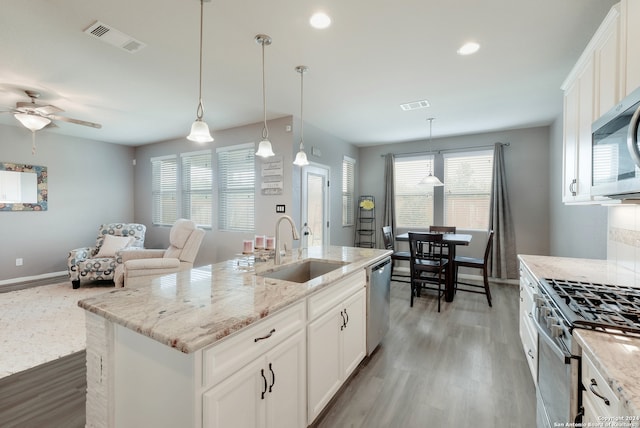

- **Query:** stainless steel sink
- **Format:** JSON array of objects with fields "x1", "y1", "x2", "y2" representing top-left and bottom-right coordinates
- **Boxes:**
[{"x1": 258, "y1": 259, "x2": 347, "y2": 283}]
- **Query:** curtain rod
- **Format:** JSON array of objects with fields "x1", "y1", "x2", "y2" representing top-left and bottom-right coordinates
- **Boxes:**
[{"x1": 379, "y1": 142, "x2": 510, "y2": 157}]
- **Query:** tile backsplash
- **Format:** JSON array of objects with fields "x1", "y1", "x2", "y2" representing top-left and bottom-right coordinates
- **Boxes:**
[{"x1": 608, "y1": 205, "x2": 640, "y2": 272}]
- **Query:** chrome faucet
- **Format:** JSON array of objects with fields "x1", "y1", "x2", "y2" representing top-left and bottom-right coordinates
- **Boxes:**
[{"x1": 275, "y1": 215, "x2": 300, "y2": 264}]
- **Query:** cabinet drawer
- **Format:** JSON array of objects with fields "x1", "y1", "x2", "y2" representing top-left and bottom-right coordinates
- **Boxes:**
[
  {"x1": 582, "y1": 352, "x2": 622, "y2": 418},
  {"x1": 202, "y1": 301, "x2": 306, "y2": 388},
  {"x1": 308, "y1": 270, "x2": 366, "y2": 321}
]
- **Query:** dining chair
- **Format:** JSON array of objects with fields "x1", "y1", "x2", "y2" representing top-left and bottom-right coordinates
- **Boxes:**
[
  {"x1": 381, "y1": 226, "x2": 411, "y2": 283},
  {"x1": 454, "y1": 230, "x2": 494, "y2": 307},
  {"x1": 428, "y1": 225, "x2": 456, "y2": 258},
  {"x1": 408, "y1": 232, "x2": 448, "y2": 312}
]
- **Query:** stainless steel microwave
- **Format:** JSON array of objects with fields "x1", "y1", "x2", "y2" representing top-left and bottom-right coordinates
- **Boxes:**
[{"x1": 591, "y1": 86, "x2": 640, "y2": 198}]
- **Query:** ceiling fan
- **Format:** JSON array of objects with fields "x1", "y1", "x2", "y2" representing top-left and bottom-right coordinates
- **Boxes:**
[{"x1": 1, "y1": 90, "x2": 102, "y2": 132}]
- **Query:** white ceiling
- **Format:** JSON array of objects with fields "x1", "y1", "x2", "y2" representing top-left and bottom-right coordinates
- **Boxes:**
[{"x1": 0, "y1": 0, "x2": 618, "y2": 147}]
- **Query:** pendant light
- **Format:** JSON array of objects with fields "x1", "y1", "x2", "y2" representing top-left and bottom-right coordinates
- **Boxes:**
[
  {"x1": 419, "y1": 117, "x2": 444, "y2": 186},
  {"x1": 293, "y1": 65, "x2": 310, "y2": 166},
  {"x1": 255, "y1": 34, "x2": 275, "y2": 158},
  {"x1": 187, "y1": 0, "x2": 214, "y2": 143}
]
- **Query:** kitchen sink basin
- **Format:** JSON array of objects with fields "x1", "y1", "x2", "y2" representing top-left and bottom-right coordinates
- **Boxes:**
[{"x1": 258, "y1": 259, "x2": 347, "y2": 283}]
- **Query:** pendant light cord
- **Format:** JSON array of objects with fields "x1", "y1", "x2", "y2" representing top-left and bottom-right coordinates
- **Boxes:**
[
  {"x1": 261, "y1": 40, "x2": 269, "y2": 140},
  {"x1": 196, "y1": 0, "x2": 205, "y2": 120},
  {"x1": 299, "y1": 69, "x2": 304, "y2": 148}
]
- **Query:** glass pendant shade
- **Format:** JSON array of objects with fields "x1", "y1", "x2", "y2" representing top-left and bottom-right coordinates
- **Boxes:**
[
  {"x1": 293, "y1": 145, "x2": 309, "y2": 166},
  {"x1": 256, "y1": 138, "x2": 275, "y2": 157},
  {"x1": 187, "y1": 118, "x2": 213, "y2": 143},
  {"x1": 14, "y1": 113, "x2": 51, "y2": 131},
  {"x1": 419, "y1": 173, "x2": 444, "y2": 186}
]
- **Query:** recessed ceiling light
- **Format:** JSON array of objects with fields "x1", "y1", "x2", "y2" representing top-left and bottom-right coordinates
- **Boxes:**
[
  {"x1": 457, "y1": 42, "x2": 480, "y2": 56},
  {"x1": 310, "y1": 12, "x2": 331, "y2": 29}
]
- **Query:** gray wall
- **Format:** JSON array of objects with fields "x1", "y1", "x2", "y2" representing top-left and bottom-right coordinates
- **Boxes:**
[
  {"x1": 0, "y1": 123, "x2": 135, "y2": 283},
  {"x1": 548, "y1": 117, "x2": 607, "y2": 258},
  {"x1": 358, "y1": 126, "x2": 552, "y2": 259}
]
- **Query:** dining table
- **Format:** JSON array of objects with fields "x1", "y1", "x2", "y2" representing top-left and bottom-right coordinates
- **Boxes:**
[{"x1": 396, "y1": 232, "x2": 472, "y2": 302}]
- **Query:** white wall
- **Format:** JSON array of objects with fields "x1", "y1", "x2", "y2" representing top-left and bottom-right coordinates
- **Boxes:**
[{"x1": 0, "y1": 123, "x2": 135, "y2": 283}]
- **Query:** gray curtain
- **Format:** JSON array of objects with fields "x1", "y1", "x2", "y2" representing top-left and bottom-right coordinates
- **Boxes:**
[
  {"x1": 383, "y1": 153, "x2": 395, "y2": 236},
  {"x1": 489, "y1": 143, "x2": 517, "y2": 279}
]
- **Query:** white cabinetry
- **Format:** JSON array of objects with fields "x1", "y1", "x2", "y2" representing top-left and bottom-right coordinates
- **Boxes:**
[
  {"x1": 621, "y1": 0, "x2": 640, "y2": 97},
  {"x1": 203, "y1": 330, "x2": 306, "y2": 428},
  {"x1": 519, "y1": 262, "x2": 538, "y2": 384},
  {"x1": 561, "y1": 5, "x2": 620, "y2": 204},
  {"x1": 307, "y1": 270, "x2": 367, "y2": 424},
  {"x1": 582, "y1": 351, "x2": 626, "y2": 423}
]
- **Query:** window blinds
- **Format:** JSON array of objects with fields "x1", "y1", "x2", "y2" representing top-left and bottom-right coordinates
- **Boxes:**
[
  {"x1": 181, "y1": 150, "x2": 212, "y2": 228},
  {"x1": 151, "y1": 155, "x2": 177, "y2": 226},
  {"x1": 342, "y1": 156, "x2": 356, "y2": 226},
  {"x1": 443, "y1": 150, "x2": 493, "y2": 230},
  {"x1": 393, "y1": 155, "x2": 434, "y2": 228},
  {"x1": 217, "y1": 144, "x2": 255, "y2": 232}
]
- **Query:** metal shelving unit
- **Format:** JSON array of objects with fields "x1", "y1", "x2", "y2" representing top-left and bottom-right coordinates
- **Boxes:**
[{"x1": 354, "y1": 195, "x2": 376, "y2": 248}]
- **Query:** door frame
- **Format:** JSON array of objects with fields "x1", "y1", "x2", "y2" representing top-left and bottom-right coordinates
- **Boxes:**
[{"x1": 301, "y1": 162, "x2": 330, "y2": 248}]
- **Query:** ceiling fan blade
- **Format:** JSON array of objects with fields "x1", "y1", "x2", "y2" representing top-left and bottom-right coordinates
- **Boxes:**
[
  {"x1": 35, "y1": 105, "x2": 63, "y2": 115},
  {"x1": 49, "y1": 114, "x2": 102, "y2": 129}
]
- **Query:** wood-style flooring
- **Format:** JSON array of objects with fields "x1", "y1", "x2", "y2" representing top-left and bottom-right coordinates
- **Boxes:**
[
  {"x1": 0, "y1": 278, "x2": 535, "y2": 428},
  {"x1": 315, "y1": 279, "x2": 536, "y2": 427}
]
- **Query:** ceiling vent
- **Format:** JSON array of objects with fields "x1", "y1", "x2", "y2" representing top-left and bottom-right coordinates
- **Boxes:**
[
  {"x1": 83, "y1": 21, "x2": 147, "y2": 54},
  {"x1": 400, "y1": 99, "x2": 430, "y2": 111}
]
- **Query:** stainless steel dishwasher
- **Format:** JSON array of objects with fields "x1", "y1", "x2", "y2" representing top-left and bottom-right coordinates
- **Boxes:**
[{"x1": 366, "y1": 257, "x2": 391, "y2": 356}]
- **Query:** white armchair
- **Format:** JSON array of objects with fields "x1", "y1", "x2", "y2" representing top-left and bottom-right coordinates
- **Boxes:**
[{"x1": 114, "y1": 219, "x2": 205, "y2": 287}]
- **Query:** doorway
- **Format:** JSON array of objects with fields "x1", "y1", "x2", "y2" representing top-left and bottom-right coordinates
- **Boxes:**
[{"x1": 301, "y1": 163, "x2": 330, "y2": 248}]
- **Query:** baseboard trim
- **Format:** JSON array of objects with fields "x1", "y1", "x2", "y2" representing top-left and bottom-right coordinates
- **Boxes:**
[{"x1": 0, "y1": 271, "x2": 68, "y2": 287}]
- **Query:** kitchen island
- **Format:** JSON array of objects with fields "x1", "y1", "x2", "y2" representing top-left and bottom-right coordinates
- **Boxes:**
[{"x1": 78, "y1": 245, "x2": 391, "y2": 428}]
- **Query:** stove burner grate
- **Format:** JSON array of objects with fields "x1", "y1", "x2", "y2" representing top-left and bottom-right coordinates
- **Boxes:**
[{"x1": 544, "y1": 278, "x2": 640, "y2": 335}]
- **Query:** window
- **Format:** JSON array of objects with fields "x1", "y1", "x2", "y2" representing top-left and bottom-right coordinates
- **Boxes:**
[
  {"x1": 217, "y1": 143, "x2": 255, "y2": 232},
  {"x1": 181, "y1": 150, "x2": 212, "y2": 228},
  {"x1": 444, "y1": 150, "x2": 494, "y2": 230},
  {"x1": 342, "y1": 156, "x2": 356, "y2": 226},
  {"x1": 393, "y1": 155, "x2": 435, "y2": 228},
  {"x1": 151, "y1": 155, "x2": 177, "y2": 226}
]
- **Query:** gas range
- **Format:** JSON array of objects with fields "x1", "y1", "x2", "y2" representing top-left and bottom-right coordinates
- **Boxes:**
[{"x1": 540, "y1": 278, "x2": 640, "y2": 336}]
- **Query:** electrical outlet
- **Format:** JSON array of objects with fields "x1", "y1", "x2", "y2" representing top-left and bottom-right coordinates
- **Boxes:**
[
  {"x1": 276, "y1": 205, "x2": 286, "y2": 213},
  {"x1": 16, "y1": 258, "x2": 23, "y2": 266}
]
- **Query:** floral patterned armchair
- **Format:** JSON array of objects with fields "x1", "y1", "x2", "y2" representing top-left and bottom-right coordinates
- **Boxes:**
[{"x1": 67, "y1": 223, "x2": 146, "y2": 289}]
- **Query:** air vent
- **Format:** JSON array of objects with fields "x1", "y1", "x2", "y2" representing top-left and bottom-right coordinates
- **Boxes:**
[
  {"x1": 83, "y1": 21, "x2": 147, "y2": 54},
  {"x1": 400, "y1": 99, "x2": 430, "y2": 111}
]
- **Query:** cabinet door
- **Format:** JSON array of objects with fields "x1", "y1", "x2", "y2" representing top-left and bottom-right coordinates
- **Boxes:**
[
  {"x1": 576, "y1": 56, "x2": 595, "y2": 202},
  {"x1": 622, "y1": 0, "x2": 640, "y2": 96},
  {"x1": 563, "y1": 80, "x2": 580, "y2": 203},
  {"x1": 203, "y1": 357, "x2": 265, "y2": 428},
  {"x1": 594, "y1": 8, "x2": 620, "y2": 117},
  {"x1": 340, "y1": 288, "x2": 366, "y2": 379},
  {"x1": 265, "y1": 330, "x2": 306, "y2": 428},
  {"x1": 307, "y1": 307, "x2": 342, "y2": 424}
]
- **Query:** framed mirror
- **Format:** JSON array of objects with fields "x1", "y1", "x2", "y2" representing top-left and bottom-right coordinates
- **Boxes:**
[{"x1": 0, "y1": 162, "x2": 48, "y2": 211}]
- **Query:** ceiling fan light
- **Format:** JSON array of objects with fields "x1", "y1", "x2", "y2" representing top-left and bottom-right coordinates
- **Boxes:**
[
  {"x1": 187, "y1": 119, "x2": 213, "y2": 143},
  {"x1": 256, "y1": 138, "x2": 275, "y2": 157},
  {"x1": 14, "y1": 113, "x2": 51, "y2": 131},
  {"x1": 293, "y1": 148, "x2": 309, "y2": 166}
]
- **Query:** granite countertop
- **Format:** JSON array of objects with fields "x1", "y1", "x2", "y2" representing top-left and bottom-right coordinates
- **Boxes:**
[
  {"x1": 78, "y1": 246, "x2": 391, "y2": 354},
  {"x1": 518, "y1": 254, "x2": 640, "y2": 288},
  {"x1": 519, "y1": 254, "x2": 640, "y2": 416},
  {"x1": 574, "y1": 329, "x2": 640, "y2": 416}
]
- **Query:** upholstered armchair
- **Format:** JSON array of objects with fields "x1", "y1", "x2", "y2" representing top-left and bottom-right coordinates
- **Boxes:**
[
  {"x1": 114, "y1": 219, "x2": 205, "y2": 287},
  {"x1": 68, "y1": 223, "x2": 146, "y2": 289}
]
